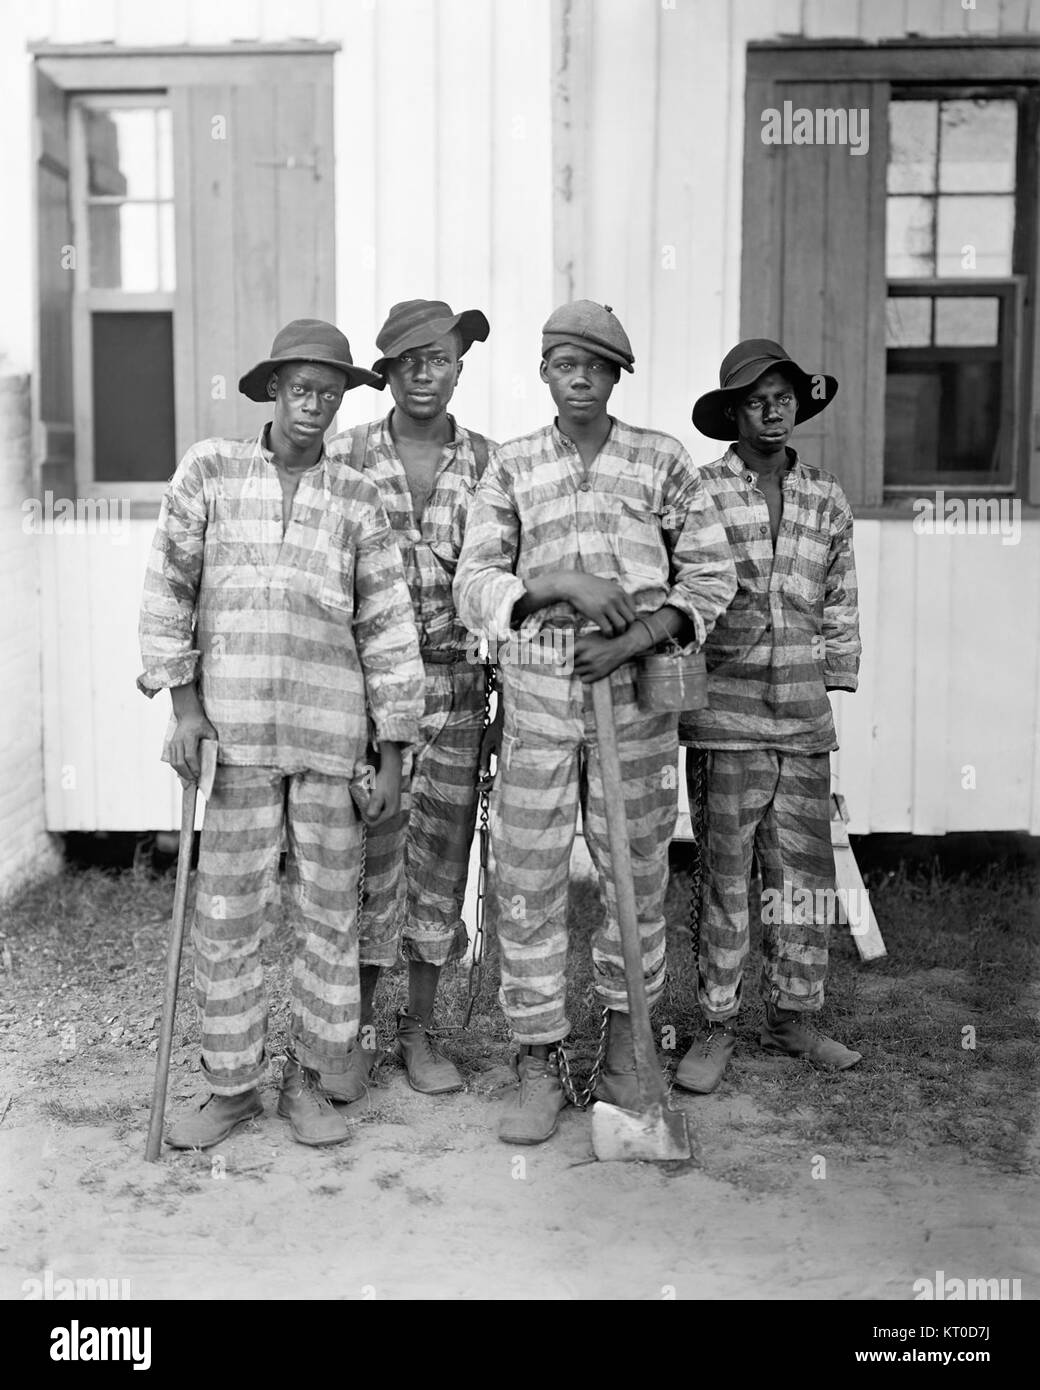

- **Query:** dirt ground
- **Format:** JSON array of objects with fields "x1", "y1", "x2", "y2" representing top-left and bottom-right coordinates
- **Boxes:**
[{"x1": 1, "y1": 853, "x2": 1038, "y2": 1302}]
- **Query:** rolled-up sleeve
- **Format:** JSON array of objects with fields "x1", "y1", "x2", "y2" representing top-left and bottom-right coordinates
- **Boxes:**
[
  {"x1": 822, "y1": 491, "x2": 861, "y2": 692},
  {"x1": 137, "y1": 451, "x2": 207, "y2": 697},
  {"x1": 353, "y1": 493, "x2": 425, "y2": 746},
  {"x1": 661, "y1": 457, "x2": 738, "y2": 646},
  {"x1": 453, "y1": 457, "x2": 526, "y2": 641}
]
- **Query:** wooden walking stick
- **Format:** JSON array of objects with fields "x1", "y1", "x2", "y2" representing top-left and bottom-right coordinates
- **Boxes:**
[
  {"x1": 588, "y1": 679, "x2": 692, "y2": 1163},
  {"x1": 145, "y1": 739, "x2": 217, "y2": 1162}
]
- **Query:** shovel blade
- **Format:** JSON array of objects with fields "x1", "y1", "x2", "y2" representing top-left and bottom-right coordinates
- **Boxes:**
[{"x1": 591, "y1": 1098, "x2": 693, "y2": 1163}]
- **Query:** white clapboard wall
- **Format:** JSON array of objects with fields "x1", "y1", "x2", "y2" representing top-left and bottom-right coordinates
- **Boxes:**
[{"x1": 39, "y1": 519, "x2": 1040, "y2": 835}]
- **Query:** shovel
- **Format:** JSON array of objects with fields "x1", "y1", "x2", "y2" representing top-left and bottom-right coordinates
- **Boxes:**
[
  {"x1": 145, "y1": 738, "x2": 218, "y2": 1161},
  {"x1": 589, "y1": 679, "x2": 692, "y2": 1163}
]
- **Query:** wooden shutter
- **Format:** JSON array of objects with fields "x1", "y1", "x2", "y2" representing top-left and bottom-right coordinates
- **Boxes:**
[
  {"x1": 174, "y1": 73, "x2": 337, "y2": 447},
  {"x1": 34, "y1": 67, "x2": 75, "y2": 497},
  {"x1": 741, "y1": 70, "x2": 889, "y2": 506}
]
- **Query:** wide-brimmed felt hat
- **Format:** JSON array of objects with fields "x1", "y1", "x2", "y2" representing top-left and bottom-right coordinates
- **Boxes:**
[
  {"x1": 692, "y1": 338, "x2": 838, "y2": 440},
  {"x1": 372, "y1": 299, "x2": 490, "y2": 377},
  {"x1": 238, "y1": 319, "x2": 382, "y2": 401},
  {"x1": 541, "y1": 300, "x2": 634, "y2": 373}
]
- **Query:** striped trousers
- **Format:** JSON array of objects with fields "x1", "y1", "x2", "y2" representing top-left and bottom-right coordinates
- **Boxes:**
[
  {"x1": 359, "y1": 663, "x2": 484, "y2": 968},
  {"x1": 493, "y1": 660, "x2": 677, "y2": 1045},
  {"x1": 192, "y1": 765, "x2": 363, "y2": 1095},
  {"x1": 689, "y1": 749, "x2": 834, "y2": 1019}
]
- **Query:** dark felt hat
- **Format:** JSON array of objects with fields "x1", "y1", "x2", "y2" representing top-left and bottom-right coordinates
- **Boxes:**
[
  {"x1": 371, "y1": 299, "x2": 490, "y2": 377},
  {"x1": 238, "y1": 319, "x2": 382, "y2": 401},
  {"x1": 541, "y1": 300, "x2": 635, "y2": 373},
  {"x1": 692, "y1": 338, "x2": 838, "y2": 440}
]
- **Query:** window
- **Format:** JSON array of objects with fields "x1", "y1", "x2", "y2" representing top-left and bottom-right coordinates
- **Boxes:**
[
  {"x1": 884, "y1": 94, "x2": 1024, "y2": 493},
  {"x1": 32, "y1": 46, "x2": 339, "y2": 507},
  {"x1": 741, "y1": 43, "x2": 1040, "y2": 508},
  {"x1": 71, "y1": 96, "x2": 177, "y2": 488}
]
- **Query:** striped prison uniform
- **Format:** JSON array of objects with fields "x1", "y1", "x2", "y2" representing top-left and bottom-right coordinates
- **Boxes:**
[
  {"x1": 680, "y1": 446, "x2": 861, "y2": 1018},
  {"x1": 138, "y1": 429, "x2": 424, "y2": 1093},
  {"x1": 454, "y1": 418, "x2": 737, "y2": 1044},
  {"x1": 328, "y1": 414, "x2": 494, "y2": 968}
]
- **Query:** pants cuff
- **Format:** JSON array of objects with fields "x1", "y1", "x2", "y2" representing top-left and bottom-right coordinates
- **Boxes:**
[
  {"x1": 289, "y1": 1033, "x2": 358, "y2": 1074},
  {"x1": 400, "y1": 923, "x2": 469, "y2": 968},
  {"x1": 200, "y1": 1052, "x2": 267, "y2": 1096}
]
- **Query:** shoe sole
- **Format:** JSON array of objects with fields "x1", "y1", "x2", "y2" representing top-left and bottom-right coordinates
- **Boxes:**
[
  {"x1": 405, "y1": 1074, "x2": 465, "y2": 1095},
  {"x1": 165, "y1": 1105, "x2": 264, "y2": 1151},
  {"x1": 760, "y1": 1041, "x2": 863, "y2": 1070},
  {"x1": 497, "y1": 1120, "x2": 561, "y2": 1146},
  {"x1": 672, "y1": 1073, "x2": 723, "y2": 1095}
]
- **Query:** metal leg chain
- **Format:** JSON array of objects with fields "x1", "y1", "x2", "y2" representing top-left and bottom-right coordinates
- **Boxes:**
[
  {"x1": 461, "y1": 658, "x2": 496, "y2": 1030},
  {"x1": 556, "y1": 1004, "x2": 610, "y2": 1109}
]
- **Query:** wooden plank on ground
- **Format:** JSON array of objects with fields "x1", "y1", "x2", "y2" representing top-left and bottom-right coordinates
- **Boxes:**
[{"x1": 831, "y1": 793, "x2": 886, "y2": 961}]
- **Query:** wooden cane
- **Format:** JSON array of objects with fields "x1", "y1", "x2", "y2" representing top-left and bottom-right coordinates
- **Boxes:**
[{"x1": 144, "y1": 739, "x2": 216, "y2": 1161}]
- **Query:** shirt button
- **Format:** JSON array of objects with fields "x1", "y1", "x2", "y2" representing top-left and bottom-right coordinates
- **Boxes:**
[
  {"x1": 759, "y1": 525, "x2": 768, "y2": 536},
  {"x1": 579, "y1": 482, "x2": 591, "y2": 492}
]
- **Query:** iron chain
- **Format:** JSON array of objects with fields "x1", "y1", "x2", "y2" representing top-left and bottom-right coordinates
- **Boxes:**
[
  {"x1": 461, "y1": 659, "x2": 496, "y2": 1029},
  {"x1": 556, "y1": 1004, "x2": 610, "y2": 1109}
]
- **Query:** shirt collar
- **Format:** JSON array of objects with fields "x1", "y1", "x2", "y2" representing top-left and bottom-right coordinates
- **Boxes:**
[
  {"x1": 383, "y1": 409, "x2": 461, "y2": 452},
  {"x1": 552, "y1": 415, "x2": 616, "y2": 453},
  {"x1": 256, "y1": 425, "x2": 330, "y2": 489},
  {"x1": 722, "y1": 443, "x2": 801, "y2": 486}
]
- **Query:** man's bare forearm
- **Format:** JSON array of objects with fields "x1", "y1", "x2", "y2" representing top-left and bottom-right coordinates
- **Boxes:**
[
  {"x1": 170, "y1": 682, "x2": 205, "y2": 720},
  {"x1": 510, "y1": 572, "x2": 572, "y2": 625}
]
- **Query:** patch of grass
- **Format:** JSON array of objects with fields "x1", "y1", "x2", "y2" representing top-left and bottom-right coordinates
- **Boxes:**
[
  {"x1": 8, "y1": 852, "x2": 1039, "y2": 1171},
  {"x1": 42, "y1": 1097, "x2": 137, "y2": 1127}
]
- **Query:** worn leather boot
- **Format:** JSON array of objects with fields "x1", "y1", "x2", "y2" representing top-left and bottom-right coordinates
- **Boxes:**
[
  {"x1": 592, "y1": 1009, "x2": 643, "y2": 1110},
  {"x1": 395, "y1": 1011, "x2": 463, "y2": 1095},
  {"x1": 497, "y1": 1047, "x2": 568, "y2": 1145},
  {"x1": 760, "y1": 1003, "x2": 862, "y2": 1069},
  {"x1": 675, "y1": 1018, "x2": 738, "y2": 1094},
  {"x1": 166, "y1": 1089, "x2": 264, "y2": 1150},
  {"x1": 277, "y1": 1057, "x2": 351, "y2": 1146},
  {"x1": 320, "y1": 1040, "x2": 385, "y2": 1104}
]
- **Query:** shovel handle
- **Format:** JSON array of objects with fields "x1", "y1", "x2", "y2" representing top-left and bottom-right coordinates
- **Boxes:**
[
  {"x1": 590, "y1": 677, "x2": 668, "y2": 1109},
  {"x1": 145, "y1": 779, "x2": 198, "y2": 1161}
]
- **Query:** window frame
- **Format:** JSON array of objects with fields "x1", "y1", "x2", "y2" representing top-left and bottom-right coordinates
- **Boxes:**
[{"x1": 69, "y1": 91, "x2": 178, "y2": 502}]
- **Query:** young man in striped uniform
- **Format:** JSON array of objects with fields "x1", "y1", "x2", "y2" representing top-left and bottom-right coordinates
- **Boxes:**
[
  {"x1": 327, "y1": 300, "x2": 495, "y2": 1099},
  {"x1": 138, "y1": 319, "x2": 425, "y2": 1149},
  {"x1": 454, "y1": 301, "x2": 736, "y2": 1144},
  {"x1": 676, "y1": 339, "x2": 863, "y2": 1096}
]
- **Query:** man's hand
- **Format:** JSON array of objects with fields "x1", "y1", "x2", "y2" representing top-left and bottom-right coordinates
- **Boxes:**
[
  {"x1": 558, "y1": 573, "x2": 636, "y2": 636},
  {"x1": 478, "y1": 701, "x2": 503, "y2": 783},
  {"x1": 363, "y1": 742, "x2": 403, "y2": 826},
  {"x1": 573, "y1": 630, "x2": 641, "y2": 684},
  {"x1": 168, "y1": 711, "x2": 218, "y2": 783}
]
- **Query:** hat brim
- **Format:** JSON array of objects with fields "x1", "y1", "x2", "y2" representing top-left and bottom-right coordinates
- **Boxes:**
[
  {"x1": 372, "y1": 309, "x2": 490, "y2": 378},
  {"x1": 540, "y1": 332, "x2": 634, "y2": 374},
  {"x1": 691, "y1": 362, "x2": 838, "y2": 440},
  {"x1": 238, "y1": 355, "x2": 382, "y2": 402}
]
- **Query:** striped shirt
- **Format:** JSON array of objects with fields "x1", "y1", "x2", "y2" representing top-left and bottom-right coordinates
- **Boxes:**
[
  {"x1": 327, "y1": 412, "x2": 494, "y2": 656},
  {"x1": 679, "y1": 446, "x2": 860, "y2": 753},
  {"x1": 138, "y1": 429, "x2": 425, "y2": 774},
  {"x1": 453, "y1": 417, "x2": 736, "y2": 650}
]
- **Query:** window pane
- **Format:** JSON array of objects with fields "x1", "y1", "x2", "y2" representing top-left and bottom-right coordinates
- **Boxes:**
[
  {"x1": 886, "y1": 297, "x2": 932, "y2": 348},
  {"x1": 88, "y1": 202, "x2": 176, "y2": 292},
  {"x1": 92, "y1": 312, "x2": 176, "y2": 483},
  {"x1": 938, "y1": 99, "x2": 1016, "y2": 194},
  {"x1": 886, "y1": 196, "x2": 934, "y2": 277},
  {"x1": 936, "y1": 194, "x2": 1013, "y2": 276},
  {"x1": 885, "y1": 360, "x2": 1003, "y2": 482},
  {"x1": 934, "y1": 296, "x2": 1000, "y2": 347},
  {"x1": 86, "y1": 107, "x2": 159, "y2": 199},
  {"x1": 888, "y1": 101, "x2": 937, "y2": 194}
]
